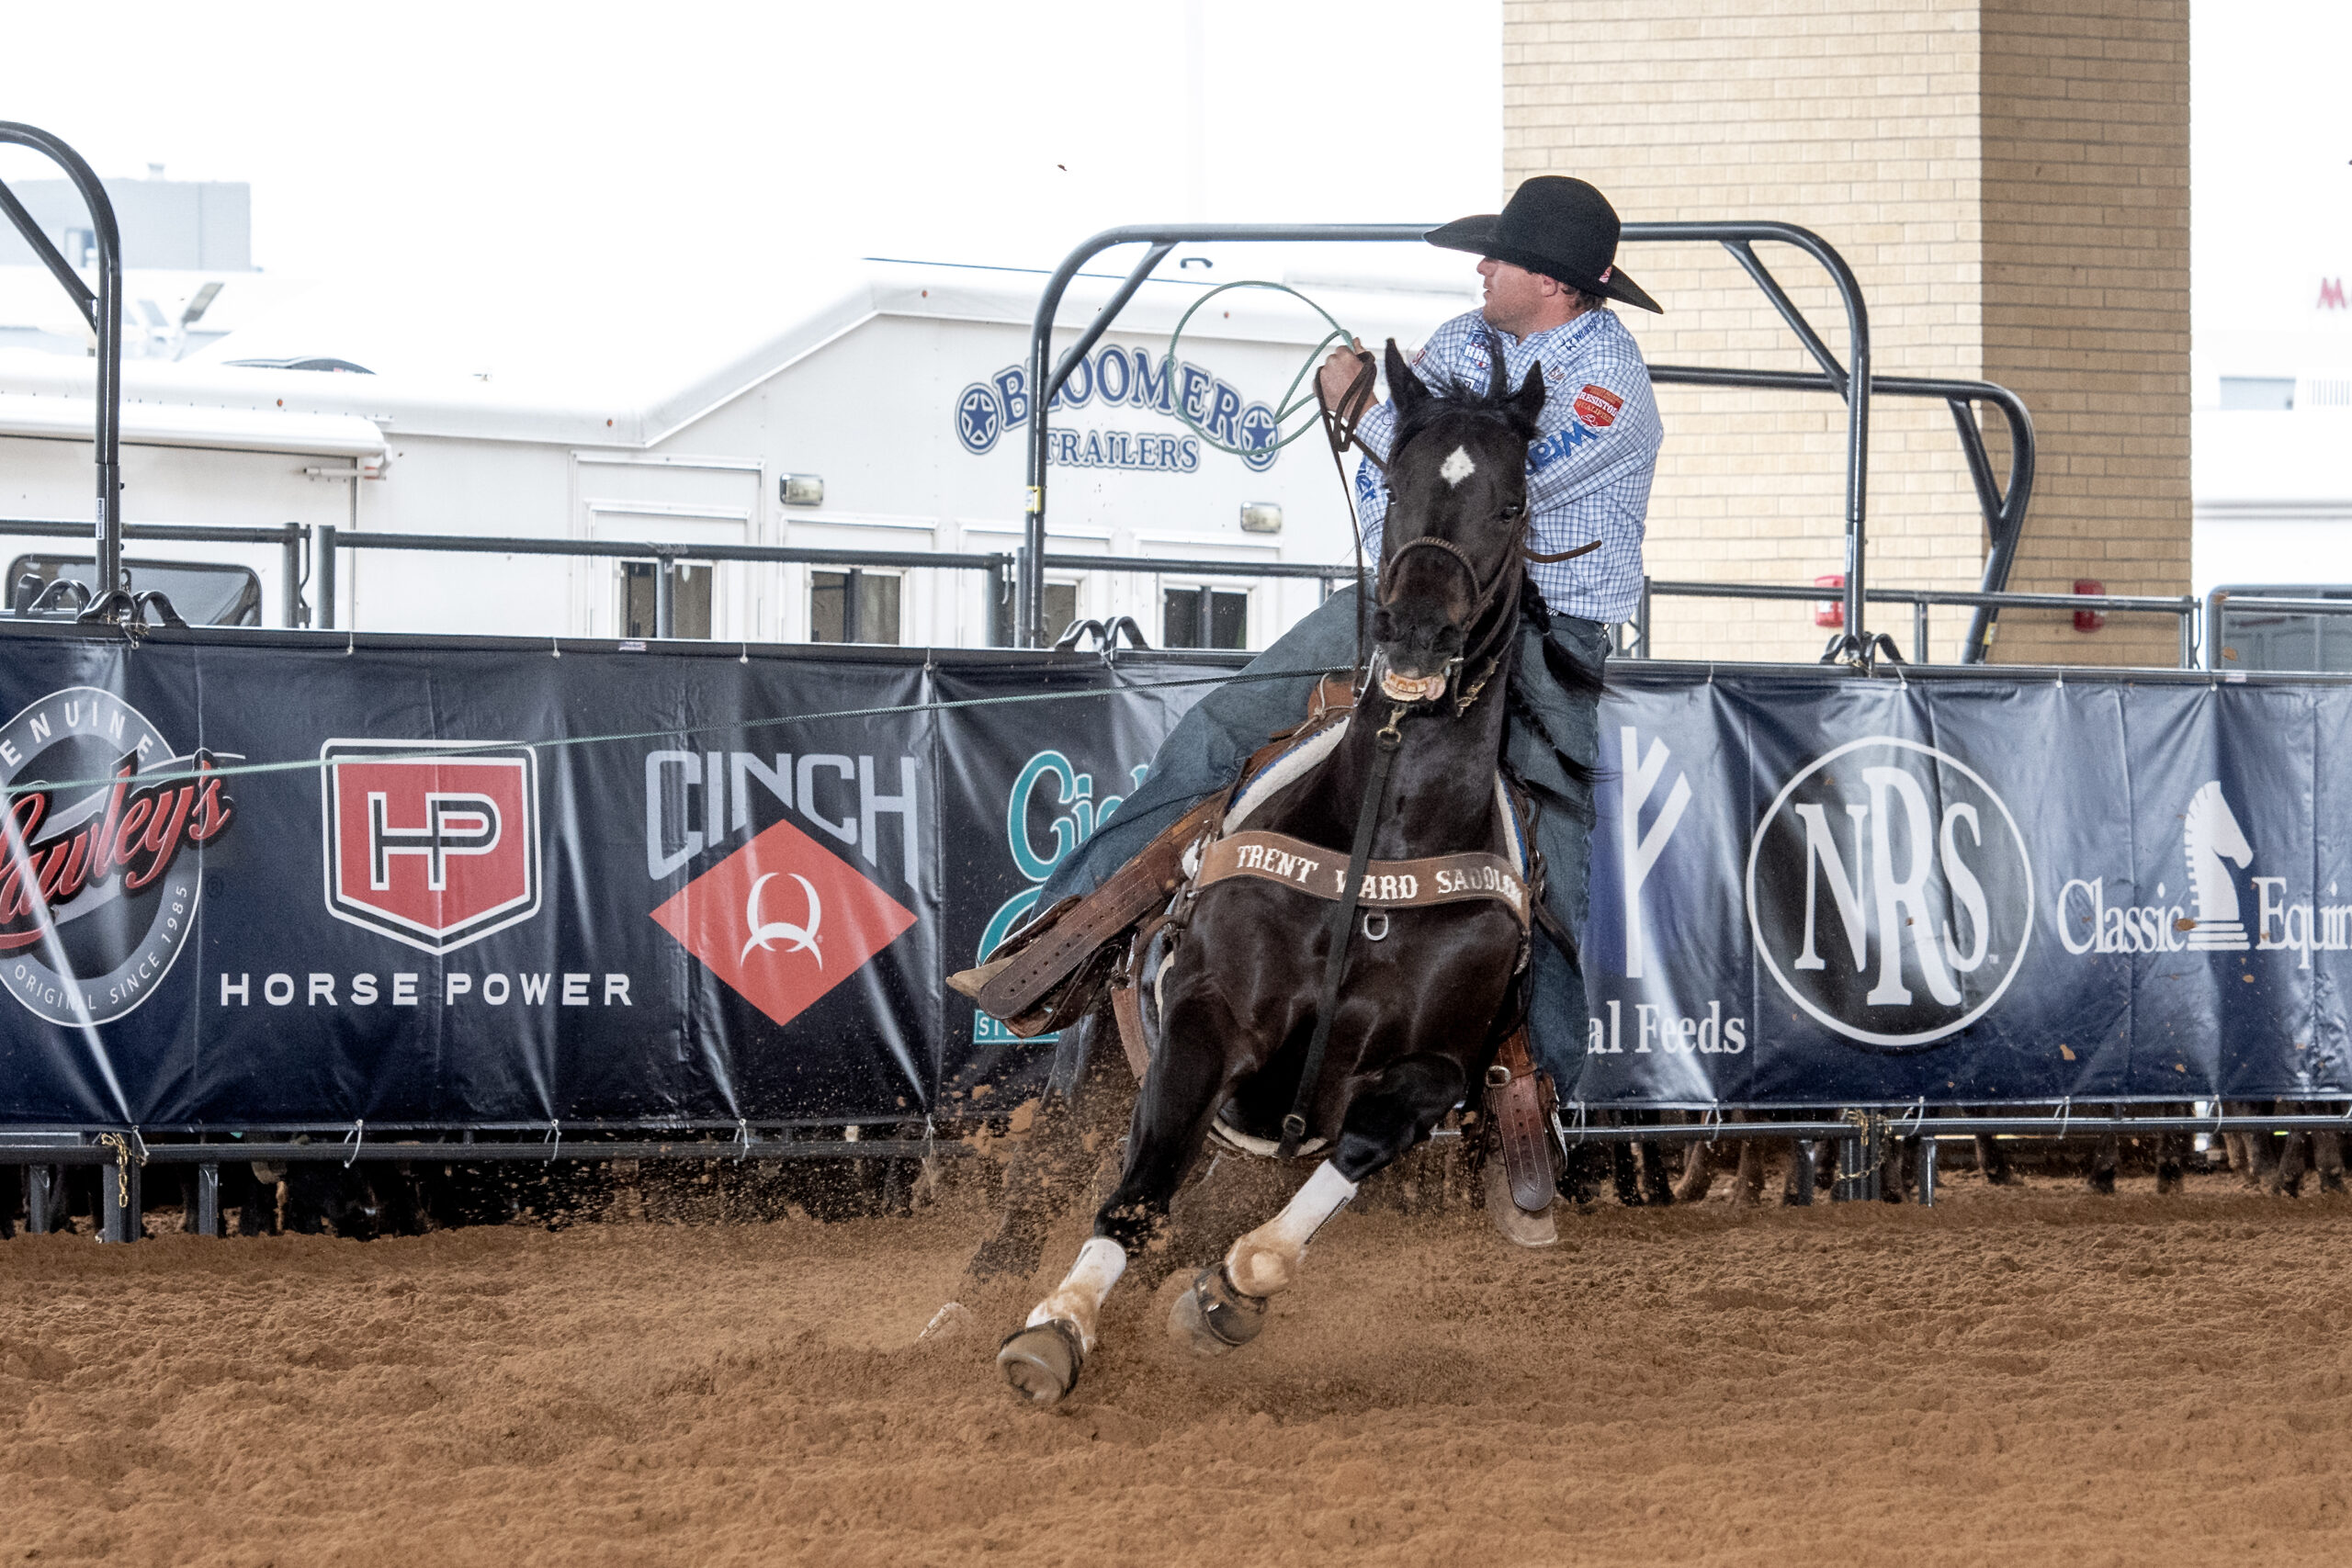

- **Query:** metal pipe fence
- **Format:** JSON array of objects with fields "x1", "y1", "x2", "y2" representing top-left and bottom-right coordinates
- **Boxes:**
[
  {"x1": 0, "y1": 517, "x2": 2219, "y2": 667},
  {"x1": 1634, "y1": 577, "x2": 2201, "y2": 668},
  {"x1": 2201, "y1": 590, "x2": 2352, "y2": 673},
  {"x1": 30, "y1": 520, "x2": 2352, "y2": 678},
  {"x1": 5, "y1": 1106, "x2": 2341, "y2": 1240}
]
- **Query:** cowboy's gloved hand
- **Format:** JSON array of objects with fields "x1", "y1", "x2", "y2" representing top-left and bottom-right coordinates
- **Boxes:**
[{"x1": 1317, "y1": 337, "x2": 1374, "y2": 414}]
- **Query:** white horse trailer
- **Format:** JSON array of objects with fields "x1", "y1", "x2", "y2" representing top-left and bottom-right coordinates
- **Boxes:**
[{"x1": 0, "y1": 260, "x2": 1476, "y2": 649}]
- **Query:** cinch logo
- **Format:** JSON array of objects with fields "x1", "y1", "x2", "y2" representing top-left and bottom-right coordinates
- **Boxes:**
[
  {"x1": 0, "y1": 687, "x2": 233, "y2": 1026},
  {"x1": 1746, "y1": 736, "x2": 2033, "y2": 1050},
  {"x1": 321, "y1": 740, "x2": 540, "y2": 955},
  {"x1": 649, "y1": 817, "x2": 915, "y2": 1030},
  {"x1": 955, "y1": 347, "x2": 1278, "y2": 473}
]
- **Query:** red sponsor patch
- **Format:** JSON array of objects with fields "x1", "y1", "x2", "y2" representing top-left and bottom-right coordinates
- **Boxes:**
[
  {"x1": 649, "y1": 817, "x2": 917, "y2": 1030},
  {"x1": 322, "y1": 740, "x2": 539, "y2": 953},
  {"x1": 1572, "y1": 384, "x2": 1623, "y2": 429}
]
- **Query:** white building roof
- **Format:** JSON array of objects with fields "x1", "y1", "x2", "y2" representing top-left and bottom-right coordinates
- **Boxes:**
[{"x1": 0, "y1": 255, "x2": 1477, "y2": 454}]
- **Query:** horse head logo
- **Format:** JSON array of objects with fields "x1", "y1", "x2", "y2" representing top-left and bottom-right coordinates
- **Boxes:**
[
  {"x1": 2182, "y1": 781, "x2": 2253, "y2": 949},
  {"x1": 741, "y1": 872, "x2": 823, "y2": 969}
]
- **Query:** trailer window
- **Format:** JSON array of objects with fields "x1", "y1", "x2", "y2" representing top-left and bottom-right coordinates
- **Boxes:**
[
  {"x1": 1163, "y1": 587, "x2": 1248, "y2": 650},
  {"x1": 810, "y1": 570, "x2": 901, "y2": 645},
  {"x1": 992, "y1": 581, "x2": 1078, "y2": 648},
  {"x1": 618, "y1": 561, "x2": 712, "y2": 639},
  {"x1": 5, "y1": 555, "x2": 261, "y2": 626}
]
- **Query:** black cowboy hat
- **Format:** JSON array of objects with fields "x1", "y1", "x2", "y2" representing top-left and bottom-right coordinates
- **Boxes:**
[{"x1": 1425, "y1": 176, "x2": 1662, "y2": 314}]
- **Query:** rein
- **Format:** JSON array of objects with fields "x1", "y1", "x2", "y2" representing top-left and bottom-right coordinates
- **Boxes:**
[{"x1": 1277, "y1": 710, "x2": 1401, "y2": 1159}]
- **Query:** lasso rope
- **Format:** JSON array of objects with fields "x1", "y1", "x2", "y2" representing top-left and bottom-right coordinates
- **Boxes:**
[{"x1": 1163, "y1": 279, "x2": 1361, "y2": 459}]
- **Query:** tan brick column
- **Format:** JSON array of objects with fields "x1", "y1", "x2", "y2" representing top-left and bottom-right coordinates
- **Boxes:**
[{"x1": 1502, "y1": 0, "x2": 2188, "y2": 666}]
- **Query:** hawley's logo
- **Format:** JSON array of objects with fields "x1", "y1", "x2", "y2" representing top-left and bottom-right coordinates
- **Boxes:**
[
  {"x1": 650, "y1": 816, "x2": 913, "y2": 1029},
  {"x1": 321, "y1": 740, "x2": 540, "y2": 954},
  {"x1": 0, "y1": 687, "x2": 233, "y2": 1025}
]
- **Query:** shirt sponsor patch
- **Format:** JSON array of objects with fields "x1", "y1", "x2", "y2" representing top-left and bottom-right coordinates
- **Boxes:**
[{"x1": 1572, "y1": 384, "x2": 1623, "y2": 428}]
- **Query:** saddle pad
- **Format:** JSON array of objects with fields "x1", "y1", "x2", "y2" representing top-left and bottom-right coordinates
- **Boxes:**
[{"x1": 1193, "y1": 829, "x2": 1531, "y2": 927}]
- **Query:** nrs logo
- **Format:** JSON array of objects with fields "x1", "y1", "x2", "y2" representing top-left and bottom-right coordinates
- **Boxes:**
[
  {"x1": 1746, "y1": 737, "x2": 2034, "y2": 1049},
  {"x1": 321, "y1": 740, "x2": 540, "y2": 954}
]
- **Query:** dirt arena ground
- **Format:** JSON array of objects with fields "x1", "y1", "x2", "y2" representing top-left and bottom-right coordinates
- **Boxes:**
[{"x1": 5, "y1": 1164, "x2": 2349, "y2": 1567}]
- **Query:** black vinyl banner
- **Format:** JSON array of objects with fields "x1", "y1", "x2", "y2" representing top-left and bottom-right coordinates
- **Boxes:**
[
  {"x1": 1584, "y1": 667, "x2": 2352, "y2": 1108},
  {"x1": 4, "y1": 634, "x2": 2350, "y2": 1129},
  {"x1": 0, "y1": 635, "x2": 1222, "y2": 1130}
]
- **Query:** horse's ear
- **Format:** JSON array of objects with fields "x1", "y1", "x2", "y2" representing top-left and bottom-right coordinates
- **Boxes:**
[
  {"x1": 1384, "y1": 338, "x2": 1428, "y2": 423},
  {"x1": 1510, "y1": 362, "x2": 1546, "y2": 433}
]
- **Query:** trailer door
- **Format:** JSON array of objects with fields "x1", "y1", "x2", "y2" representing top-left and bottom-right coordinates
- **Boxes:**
[{"x1": 571, "y1": 453, "x2": 764, "y2": 639}]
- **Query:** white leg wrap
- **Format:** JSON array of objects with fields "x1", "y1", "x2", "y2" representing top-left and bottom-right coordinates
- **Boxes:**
[
  {"x1": 1025, "y1": 1236, "x2": 1128, "y2": 1351},
  {"x1": 1226, "y1": 1160, "x2": 1359, "y2": 1299}
]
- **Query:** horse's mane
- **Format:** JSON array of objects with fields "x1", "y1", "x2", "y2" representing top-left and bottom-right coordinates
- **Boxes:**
[{"x1": 1390, "y1": 335, "x2": 1544, "y2": 457}]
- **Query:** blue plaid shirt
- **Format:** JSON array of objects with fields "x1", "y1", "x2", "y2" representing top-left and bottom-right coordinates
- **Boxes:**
[{"x1": 1354, "y1": 307, "x2": 1662, "y2": 625}]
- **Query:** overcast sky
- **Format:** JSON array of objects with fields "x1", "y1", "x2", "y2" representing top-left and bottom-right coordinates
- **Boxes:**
[
  {"x1": 0, "y1": 0, "x2": 1501, "y2": 281},
  {"x1": 0, "y1": 1, "x2": 2341, "y2": 332}
]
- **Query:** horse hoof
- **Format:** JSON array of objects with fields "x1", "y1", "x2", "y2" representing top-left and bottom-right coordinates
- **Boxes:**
[
  {"x1": 1168, "y1": 1263, "x2": 1266, "y2": 1358},
  {"x1": 997, "y1": 1320, "x2": 1083, "y2": 1405}
]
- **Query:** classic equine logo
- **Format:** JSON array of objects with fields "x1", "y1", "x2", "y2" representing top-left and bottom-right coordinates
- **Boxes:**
[
  {"x1": 321, "y1": 739, "x2": 540, "y2": 954},
  {"x1": 2053, "y1": 780, "x2": 2352, "y2": 965},
  {"x1": 0, "y1": 686, "x2": 233, "y2": 1025},
  {"x1": 650, "y1": 817, "x2": 914, "y2": 1030},
  {"x1": 1746, "y1": 736, "x2": 2033, "y2": 1049}
]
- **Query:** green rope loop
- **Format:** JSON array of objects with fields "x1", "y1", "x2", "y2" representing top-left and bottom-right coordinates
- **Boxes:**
[{"x1": 1163, "y1": 279, "x2": 1360, "y2": 460}]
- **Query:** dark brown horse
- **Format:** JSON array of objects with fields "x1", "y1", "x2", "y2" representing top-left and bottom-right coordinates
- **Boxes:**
[{"x1": 997, "y1": 338, "x2": 1587, "y2": 1403}]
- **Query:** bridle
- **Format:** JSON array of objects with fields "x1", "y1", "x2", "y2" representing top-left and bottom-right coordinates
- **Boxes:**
[{"x1": 1318, "y1": 344, "x2": 1599, "y2": 717}]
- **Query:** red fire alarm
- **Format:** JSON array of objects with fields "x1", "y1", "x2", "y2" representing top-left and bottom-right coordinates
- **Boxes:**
[
  {"x1": 2073, "y1": 579, "x2": 2106, "y2": 633},
  {"x1": 1814, "y1": 574, "x2": 1845, "y2": 628}
]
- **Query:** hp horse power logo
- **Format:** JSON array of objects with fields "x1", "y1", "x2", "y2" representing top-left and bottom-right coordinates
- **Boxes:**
[
  {"x1": 1746, "y1": 737, "x2": 2033, "y2": 1049},
  {"x1": 321, "y1": 740, "x2": 541, "y2": 954},
  {"x1": 0, "y1": 687, "x2": 233, "y2": 1026}
]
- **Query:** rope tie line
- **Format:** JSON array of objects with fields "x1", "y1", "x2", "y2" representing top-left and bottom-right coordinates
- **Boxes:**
[
  {"x1": 0, "y1": 664, "x2": 1340, "y2": 801},
  {"x1": 735, "y1": 1118, "x2": 752, "y2": 1161},
  {"x1": 545, "y1": 1119, "x2": 560, "y2": 1162},
  {"x1": 343, "y1": 1119, "x2": 365, "y2": 1168}
]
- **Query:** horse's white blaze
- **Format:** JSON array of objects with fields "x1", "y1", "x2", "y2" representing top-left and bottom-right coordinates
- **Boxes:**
[
  {"x1": 1439, "y1": 445, "x2": 1476, "y2": 488},
  {"x1": 1026, "y1": 1236, "x2": 1127, "y2": 1351},
  {"x1": 1226, "y1": 1160, "x2": 1360, "y2": 1298}
]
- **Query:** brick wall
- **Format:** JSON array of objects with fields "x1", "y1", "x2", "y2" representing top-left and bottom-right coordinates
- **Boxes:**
[
  {"x1": 1501, "y1": 0, "x2": 2189, "y2": 666},
  {"x1": 1976, "y1": 0, "x2": 2190, "y2": 665}
]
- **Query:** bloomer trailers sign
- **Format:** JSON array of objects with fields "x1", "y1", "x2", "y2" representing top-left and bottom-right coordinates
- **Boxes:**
[
  {"x1": 8, "y1": 631, "x2": 2352, "y2": 1131},
  {"x1": 955, "y1": 344, "x2": 1281, "y2": 473}
]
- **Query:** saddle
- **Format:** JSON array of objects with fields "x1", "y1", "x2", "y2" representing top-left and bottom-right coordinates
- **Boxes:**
[
  {"x1": 944, "y1": 672, "x2": 1560, "y2": 1210},
  {"x1": 946, "y1": 674, "x2": 1359, "y2": 1039}
]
